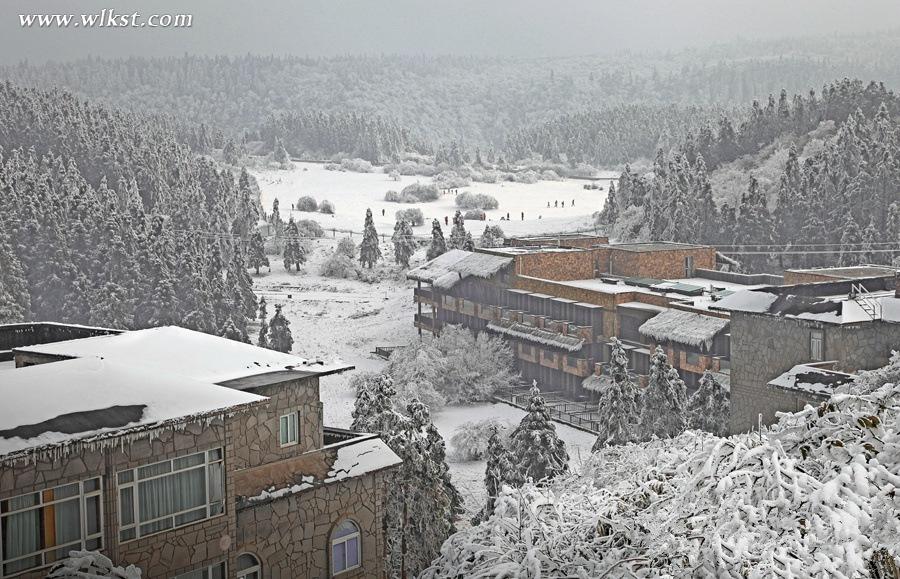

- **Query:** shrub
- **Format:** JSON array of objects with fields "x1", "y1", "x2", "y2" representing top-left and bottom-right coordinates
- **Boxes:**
[
  {"x1": 456, "y1": 192, "x2": 499, "y2": 210},
  {"x1": 319, "y1": 199, "x2": 335, "y2": 214},
  {"x1": 324, "y1": 162, "x2": 341, "y2": 171},
  {"x1": 449, "y1": 419, "x2": 512, "y2": 461},
  {"x1": 396, "y1": 208, "x2": 425, "y2": 226},
  {"x1": 386, "y1": 325, "x2": 516, "y2": 409},
  {"x1": 385, "y1": 190, "x2": 400, "y2": 202},
  {"x1": 340, "y1": 158, "x2": 375, "y2": 173},
  {"x1": 389, "y1": 169, "x2": 401, "y2": 181},
  {"x1": 435, "y1": 170, "x2": 471, "y2": 189},
  {"x1": 336, "y1": 237, "x2": 357, "y2": 258},
  {"x1": 401, "y1": 182, "x2": 440, "y2": 202},
  {"x1": 320, "y1": 250, "x2": 357, "y2": 279},
  {"x1": 463, "y1": 210, "x2": 485, "y2": 220},
  {"x1": 296, "y1": 195, "x2": 318, "y2": 212},
  {"x1": 296, "y1": 219, "x2": 324, "y2": 238}
]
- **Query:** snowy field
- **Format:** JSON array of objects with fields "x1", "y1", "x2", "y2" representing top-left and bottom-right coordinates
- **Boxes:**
[
  {"x1": 251, "y1": 161, "x2": 615, "y2": 238},
  {"x1": 251, "y1": 237, "x2": 595, "y2": 515}
]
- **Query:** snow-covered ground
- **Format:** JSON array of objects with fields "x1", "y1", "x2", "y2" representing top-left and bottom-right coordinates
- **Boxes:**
[
  {"x1": 251, "y1": 236, "x2": 595, "y2": 515},
  {"x1": 251, "y1": 161, "x2": 615, "y2": 238}
]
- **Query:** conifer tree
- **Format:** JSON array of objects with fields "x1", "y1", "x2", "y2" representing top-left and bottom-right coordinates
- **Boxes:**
[
  {"x1": 688, "y1": 370, "x2": 730, "y2": 436},
  {"x1": 641, "y1": 347, "x2": 688, "y2": 441},
  {"x1": 273, "y1": 137, "x2": 289, "y2": 165},
  {"x1": 477, "y1": 426, "x2": 522, "y2": 522},
  {"x1": 592, "y1": 338, "x2": 642, "y2": 450},
  {"x1": 839, "y1": 214, "x2": 862, "y2": 266},
  {"x1": 257, "y1": 315, "x2": 269, "y2": 349},
  {"x1": 258, "y1": 296, "x2": 268, "y2": 321},
  {"x1": 282, "y1": 216, "x2": 305, "y2": 271},
  {"x1": 508, "y1": 382, "x2": 569, "y2": 483},
  {"x1": 392, "y1": 218, "x2": 416, "y2": 268},
  {"x1": 448, "y1": 211, "x2": 467, "y2": 250},
  {"x1": 268, "y1": 304, "x2": 294, "y2": 353},
  {"x1": 359, "y1": 208, "x2": 382, "y2": 268},
  {"x1": 0, "y1": 221, "x2": 30, "y2": 323},
  {"x1": 427, "y1": 219, "x2": 447, "y2": 260},
  {"x1": 462, "y1": 231, "x2": 475, "y2": 251},
  {"x1": 248, "y1": 231, "x2": 269, "y2": 274}
]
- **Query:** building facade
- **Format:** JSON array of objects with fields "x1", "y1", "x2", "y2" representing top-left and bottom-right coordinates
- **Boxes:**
[{"x1": 0, "y1": 325, "x2": 400, "y2": 579}]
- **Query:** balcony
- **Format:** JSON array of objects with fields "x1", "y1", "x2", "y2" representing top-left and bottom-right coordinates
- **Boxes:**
[
  {"x1": 414, "y1": 313, "x2": 440, "y2": 332},
  {"x1": 413, "y1": 287, "x2": 434, "y2": 305},
  {"x1": 562, "y1": 356, "x2": 592, "y2": 377},
  {"x1": 458, "y1": 299, "x2": 476, "y2": 317},
  {"x1": 540, "y1": 350, "x2": 561, "y2": 369}
]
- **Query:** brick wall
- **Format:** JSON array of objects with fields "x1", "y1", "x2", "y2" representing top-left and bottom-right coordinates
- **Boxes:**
[
  {"x1": 236, "y1": 471, "x2": 388, "y2": 579},
  {"x1": 607, "y1": 247, "x2": 717, "y2": 279},
  {"x1": 513, "y1": 249, "x2": 603, "y2": 280}
]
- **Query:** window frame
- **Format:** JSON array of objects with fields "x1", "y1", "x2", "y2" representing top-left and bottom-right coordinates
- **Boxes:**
[
  {"x1": 684, "y1": 255, "x2": 695, "y2": 277},
  {"x1": 236, "y1": 553, "x2": 261, "y2": 579},
  {"x1": 330, "y1": 519, "x2": 361, "y2": 576},
  {"x1": 0, "y1": 477, "x2": 103, "y2": 578},
  {"x1": 810, "y1": 329, "x2": 825, "y2": 361},
  {"x1": 171, "y1": 561, "x2": 227, "y2": 579},
  {"x1": 279, "y1": 412, "x2": 300, "y2": 447},
  {"x1": 116, "y1": 448, "x2": 225, "y2": 543}
]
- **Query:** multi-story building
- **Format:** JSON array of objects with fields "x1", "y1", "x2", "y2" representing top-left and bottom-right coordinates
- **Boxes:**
[
  {"x1": 408, "y1": 239, "x2": 773, "y2": 402},
  {"x1": 714, "y1": 272, "x2": 900, "y2": 433},
  {"x1": 0, "y1": 325, "x2": 401, "y2": 579}
]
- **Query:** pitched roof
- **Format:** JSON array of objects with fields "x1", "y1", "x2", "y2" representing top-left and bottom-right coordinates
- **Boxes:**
[
  {"x1": 486, "y1": 319, "x2": 585, "y2": 352},
  {"x1": 14, "y1": 325, "x2": 349, "y2": 386},
  {"x1": 639, "y1": 309, "x2": 729, "y2": 349},
  {"x1": 0, "y1": 357, "x2": 265, "y2": 460},
  {"x1": 407, "y1": 249, "x2": 513, "y2": 289}
]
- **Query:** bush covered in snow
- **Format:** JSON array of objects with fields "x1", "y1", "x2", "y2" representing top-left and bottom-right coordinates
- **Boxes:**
[
  {"x1": 340, "y1": 157, "x2": 375, "y2": 173},
  {"x1": 463, "y1": 209, "x2": 485, "y2": 220},
  {"x1": 422, "y1": 359, "x2": 900, "y2": 578},
  {"x1": 479, "y1": 224, "x2": 505, "y2": 248},
  {"x1": 395, "y1": 207, "x2": 425, "y2": 226},
  {"x1": 434, "y1": 170, "x2": 471, "y2": 189},
  {"x1": 400, "y1": 182, "x2": 440, "y2": 202},
  {"x1": 336, "y1": 236, "x2": 356, "y2": 258},
  {"x1": 320, "y1": 250, "x2": 357, "y2": 279},
  {"x1": 296, "y1": 218, "x2": 324, "y2": 238},
  {"x1": 319, "y1": 199, "x2": 335, "y2": 214},
  {"x1": 455, "y1": 191, "x2": 499, "y2": 210},
  {"x1": 386, "y1": 325, "x2": 516, "y2": 409},
  {"x1": 295, "y1": 195, "x2": 318, "y2": 212},
  {"x1": 449, "y1": 418, "x2": 512, "y2": 462},
  {"x1": 49, "y1": 551, "x2": 141, "y2": 578}
]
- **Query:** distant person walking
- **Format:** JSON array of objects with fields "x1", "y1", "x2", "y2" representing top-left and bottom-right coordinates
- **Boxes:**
[
  {"x1": 445, "y1": 215, "x2": 449, "y2": 226},
  {"x1": 521, "y1": 211, "x2": 524, "y2": 220},
  {"x1": 554, "y1": 200, "x2": 558, "y2": 208}
]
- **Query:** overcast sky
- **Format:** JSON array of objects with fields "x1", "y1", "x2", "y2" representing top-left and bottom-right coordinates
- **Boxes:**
[{"x1": 1, "y1": 0, "x2": 899, "y2": 63}]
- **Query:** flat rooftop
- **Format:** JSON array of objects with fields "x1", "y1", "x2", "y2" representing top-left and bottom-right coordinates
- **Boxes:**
[
  {"x1": 14, "y1": 325, "x2": 350, "y2": 387},
  {"x1": 607, "y1": 242, "x2": 710, "y2": 252},
  {"x1": 0, "y1": 357, "x2": 265, "y2": 459},
  {"x1": 785, "y1": 265, "x2": 896, "y2": 279}
]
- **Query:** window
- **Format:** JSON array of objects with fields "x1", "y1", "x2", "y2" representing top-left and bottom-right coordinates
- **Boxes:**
[
  {"x1": 0, "y1": 477, "x2": 102, "y2": 577},
  {"x1": 810, "y1": 330, "x2": 825, "y2": 361},
  {"x1": 237, "y1": 553, "x2": 261, "y2": 579},
  {"x1": 330, "y1": 520, "x2": 361, "y2": 576},
  {"x1": 684, "y1": 255, "x2": 695, "y2": 277},
  {"x1": 172, "y1": 561, "x2": 226, "y2": 579},
  {"x1": 279, "y1": 412, "x2": 299, "y2": 446},
  {"x1": 117, "y1": 448, "x2": 224, "y2": 542}
]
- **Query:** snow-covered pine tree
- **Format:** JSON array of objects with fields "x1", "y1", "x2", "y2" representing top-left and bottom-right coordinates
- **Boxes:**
[
  {"x1": 248, "y1": 231, "x2": 269, "y2": 274},
  {"x1": 392, "y1": 218, "x2": 416, "y2": 268},
  {"x1": 641, "y1": 346, "x2": 688, "y2": 441},
  {"x1": 688, "y1": 370, "x2": 730, "y2": 436},
  {"x1": 0, "y1": 220, "x2": 30, "y2": 323},
  {"x1": 282, "y1": 216, "x2": 305, "y2": 271},
  {"x1": 267, "y1": 304, "x2": 293, "y2": 353},
  {"x1": 477, "y1": 425, "x2": 522, "y2": 522},
  {"x1": 273, "y1": 137, "x2": 290, "y2": 166},
  {"x1": 462, "y1": 231, "x2": 475, "y2": 251},
  {"x1": 448, "y1": 210, "x2": 467, "y2": 250},
  {"x1": 359, "y1": 208, "x2": 382, "y2": 268},
  {"x1": 592, "y1": 338, "x2": 642, "y2": 450},
  {"x1": 509, "y1": 381, "x2": 569, "y2": 483},
  {"x1": 427, "y1": 219, "x2": 447, "y2": 260},
  {"x1": 839, "y1": 214, "x2": 862, "y2": 266},
  {"x1": 257, "y1": 316, "x2": 269, "y2": 348}
]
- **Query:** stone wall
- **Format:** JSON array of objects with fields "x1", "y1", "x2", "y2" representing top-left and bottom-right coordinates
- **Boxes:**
[
  {"x1": 607, "y1": 247, "x2": 717, "y2": 279},
  {"x1": 729, "y1": 312, "x2": 900, "y2": 433},
  {"x1": 0, "y1": 419, "x2": 239, "y2": 579},
  {"x1": 513, "y1": 249, "x2": 601, "y2": 281},
  {"x1": 230, "y1": 377, "x2": 324, "y2": 470},
  {"x1": 236, "y1": 471, "x2": 388, "y2": 579}
]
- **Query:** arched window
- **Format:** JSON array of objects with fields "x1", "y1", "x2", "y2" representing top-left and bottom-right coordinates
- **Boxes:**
[
  {"x1": 236, "y1": 553, "x2": 261, "y2": 579},
  {"x1": 330, "y1": 520, "x2": 361, "y2": 575}
]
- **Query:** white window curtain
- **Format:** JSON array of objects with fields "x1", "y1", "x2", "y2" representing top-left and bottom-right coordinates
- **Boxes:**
[
  {"x1": 138, "y1": 468, "x2": 206, "y2": 526},
  {"x1": 3, "y1": 507, "x2": 40, "y2": 570},
  {"x1": 54, "y1": 498, "x2": 82, "y2": 546}
]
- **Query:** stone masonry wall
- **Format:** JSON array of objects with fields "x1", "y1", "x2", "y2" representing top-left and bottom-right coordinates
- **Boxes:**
[
  {"x1": 729, "y1": 312, "x2": 900, "y2": 433},
  {"x1": 514, "y1": 249, "x2": 602, "y2": 281},
  {"x1": 236, "y1": 471, "x2": 388, "y2": 579},
  {"x1": 0, "y1": 419, "x2": 239, "y2": 579},
  {"x1": 230, "y1": 377, "x2": 324, "y2": 471},
  {"x1": 608, "y1": 247, "x2": 717, "y2": 279}
]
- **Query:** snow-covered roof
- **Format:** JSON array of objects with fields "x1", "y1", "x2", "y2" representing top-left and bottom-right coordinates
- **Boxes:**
[
  {"x1": 407, "y1": 249, "x2": 513, "y2": 289},
  {"x1": 768, "y1": 364, "x2": 856, "y2": 397},
  {"x1": 639, "y1": 309, "x2": 729, "y2": 349},
  {"x1": 712, "y1": 289, "x2": 780, "y2": 313},
  {"x1": 486, "y1": 320, "x2": 585, "y2": 352},
  {"x1": 618, "y1": 301, "x2": 668, "y2": 313},
  {"x1": 0, "y1": 357, "x2": 265, "y2": 460},
  {"x1": 715, "y1": 290, "x2": 900, "y2": 325},
  {"x1": 239, "y1": 434, "x2": 402, "y2": 505},
  {"x1": 14, "y1": 326, "x2": 348, "y2": 385}
]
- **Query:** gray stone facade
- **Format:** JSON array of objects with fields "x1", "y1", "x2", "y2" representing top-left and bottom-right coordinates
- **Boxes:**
[{"x1": 729, "y1": 311, "x2": 900, "y2": 433}]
